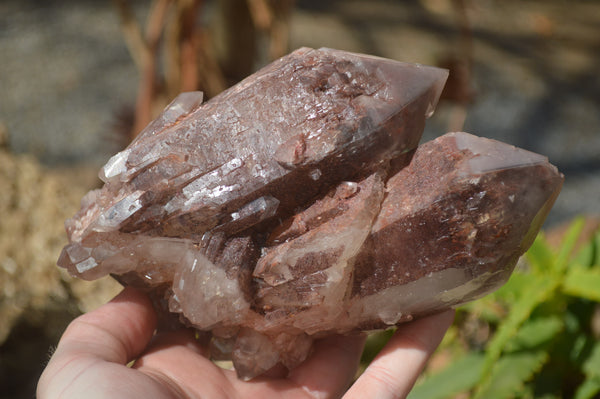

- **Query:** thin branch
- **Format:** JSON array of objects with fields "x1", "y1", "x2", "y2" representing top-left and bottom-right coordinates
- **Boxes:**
[
  {"x1": 112, "y1": 0, "x2": 150, "y2": 70},
  {"x1": 145, "y1": 0, "x2": 172, "y2": 48},
  {"x1": 246, "y1": 0, "x2": 273, "y2": 31}
]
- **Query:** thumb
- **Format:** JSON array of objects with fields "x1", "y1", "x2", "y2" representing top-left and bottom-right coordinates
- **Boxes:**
[
  {"x1": 37, "y1": 287, "x2": 157, "y2": 395},
  {"x1": 53, "y1": 286, "x2": 157, "y2": 364}
]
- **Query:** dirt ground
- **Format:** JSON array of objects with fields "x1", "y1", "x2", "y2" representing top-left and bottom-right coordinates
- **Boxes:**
[{"x1": 0, "y1": 0, "x2": 599, "y2": 397}]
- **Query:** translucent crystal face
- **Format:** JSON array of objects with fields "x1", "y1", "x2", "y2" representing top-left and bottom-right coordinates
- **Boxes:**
[
  {"x1": 452, "y1": 132, "x2": 548, "y2": 174},
  {"x1": 57, "y1": 47, "x2": 563, "y2": 380}
]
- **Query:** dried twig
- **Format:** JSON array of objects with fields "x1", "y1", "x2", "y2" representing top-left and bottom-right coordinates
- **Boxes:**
[
  {"x1": 113, "y1": 0, "x2": 294, "y2": 141},
  {"x1": 439, "y1": 0, "x2": 475, "y2": 132},
  {"x1": 112, "y1": 0, "x2": 150, "y2": 70},
  {"x1": 246, "y1": 0, "x2": 273, "y2": 31}
]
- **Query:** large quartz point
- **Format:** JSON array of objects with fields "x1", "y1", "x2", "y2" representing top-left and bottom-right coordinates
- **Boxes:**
[{"x1": 58, "y1": 47, "x2": 563, "y2": 380}]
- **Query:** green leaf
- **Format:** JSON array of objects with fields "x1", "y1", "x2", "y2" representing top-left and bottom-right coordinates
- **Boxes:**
[
  {"x1": 460, "y1": 271, "x2": 538, "y2": 322},
  {"x1": 573, "y1": 378, "x2": 600, "y2": 399},
  {"x1": 594, "y1": 231, "x2": 600, "y2": 267},
  {"x1": 476, "y1": 350, "x2": 550, "y2": 399},
  {"x1": 569, "y1": 333, "x2": 593, "y2": 366},
  {"x1": 408, "y1": 353, "x2": 485, "y2": 399},
  {"x1": 535, "y1": 394, "x2": 562, "y2": 399},
  {"x1": 505, "y1": 316, "x2": 563, "y2": 352},
  {"x1": 582, "y1": 341, "x2": 600, "y2": 379},
  {"x1": 572, "y1": 232, "x2": 596, "y2": 269},
  {"x1": 562, "y1": 266, "x2": 600, "y2": 302},
  {"x1": 526, "y1": 234, "x2": 555, "y2": 275},
  {"x1": 458, "y1": 295, "x2": 505, "y2": 323},
  {"x1": 475, "y1": 274, "x2": 560, "y2": 396},
  {"x1": 554, "y1": 217, "x2": 585, "y2": 275},
  {"x1": 493, "y1": 270, "x2": 535, "y2": 303}
]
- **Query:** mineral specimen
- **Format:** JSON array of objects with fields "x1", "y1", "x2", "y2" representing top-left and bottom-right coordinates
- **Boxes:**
[{"x1": 58, "y1": 47, "x2": 563, "y2": 380}]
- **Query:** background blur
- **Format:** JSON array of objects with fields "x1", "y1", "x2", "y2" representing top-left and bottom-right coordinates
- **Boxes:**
[{"x1": 0, "y1": 0, "x2": 599, "y2": 398}]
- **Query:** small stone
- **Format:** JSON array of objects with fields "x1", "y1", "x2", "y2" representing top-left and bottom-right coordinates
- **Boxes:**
[{"x1": 57, "y1": 48, "x2": 563, "y2": 380}]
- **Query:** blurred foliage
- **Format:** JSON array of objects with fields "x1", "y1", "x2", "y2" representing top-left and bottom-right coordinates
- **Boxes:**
[
  {"x1": 361, "y1": 217, "x2": 600, "y2": 398},
  {"x1": 112, "y1": 0, "x2": 294, "y2": 141}
]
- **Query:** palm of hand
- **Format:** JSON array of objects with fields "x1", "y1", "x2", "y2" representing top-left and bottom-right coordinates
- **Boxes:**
[{"x1": 37, "y1": 288, "x2": 453, "y2": 399}]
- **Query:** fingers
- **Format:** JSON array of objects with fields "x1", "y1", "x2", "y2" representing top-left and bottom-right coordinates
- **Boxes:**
[
  {"x1": 345, "y1": 310, "x2": 455, "y2": 399},
  {"x1": 286, "y1": 333, "x2": 367, "y2": 398},
  {"x1": 132, "y1": 329, "x2": 239, "y2": 399},
  {"x1": 132, "y1": 331, "x2": 363, "y2": 399}
]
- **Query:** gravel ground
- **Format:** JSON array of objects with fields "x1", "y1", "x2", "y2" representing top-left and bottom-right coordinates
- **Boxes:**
[{"x1": 1, "y1": 0, "x2": 599, "y2": 225}]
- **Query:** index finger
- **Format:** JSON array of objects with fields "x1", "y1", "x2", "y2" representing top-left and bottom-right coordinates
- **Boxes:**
[{"x1": 344, "y1": 310, "x2": 455, "y2": 399}]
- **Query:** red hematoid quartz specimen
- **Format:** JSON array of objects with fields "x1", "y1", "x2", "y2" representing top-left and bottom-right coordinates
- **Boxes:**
[{"x1": 58, "y1": 47, "x2": 563, "y2": 380}]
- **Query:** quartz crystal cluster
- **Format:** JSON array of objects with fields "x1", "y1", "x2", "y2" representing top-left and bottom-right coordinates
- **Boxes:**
[{"x1": 58, "y1": 47, "x2": 563, "y2": 379}]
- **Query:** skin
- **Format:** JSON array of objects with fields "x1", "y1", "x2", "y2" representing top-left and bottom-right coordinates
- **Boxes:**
[{"x1": 37, "y1": 287, "x2": 454, "y2": 399}]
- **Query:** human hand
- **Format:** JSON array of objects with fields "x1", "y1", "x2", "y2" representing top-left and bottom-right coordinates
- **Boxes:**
[{"x1": 37, "y1": 287, "x2": 454, "y2": 399}]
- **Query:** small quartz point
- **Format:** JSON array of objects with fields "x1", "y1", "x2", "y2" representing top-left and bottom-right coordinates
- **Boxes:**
[{"x1": 57, "y1": 48, "x2": 563, "y2": 380}]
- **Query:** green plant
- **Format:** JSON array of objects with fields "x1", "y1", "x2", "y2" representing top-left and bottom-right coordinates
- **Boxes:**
[{"x1": 402, "y1": 217, "x2": 600, "y2": 398}]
